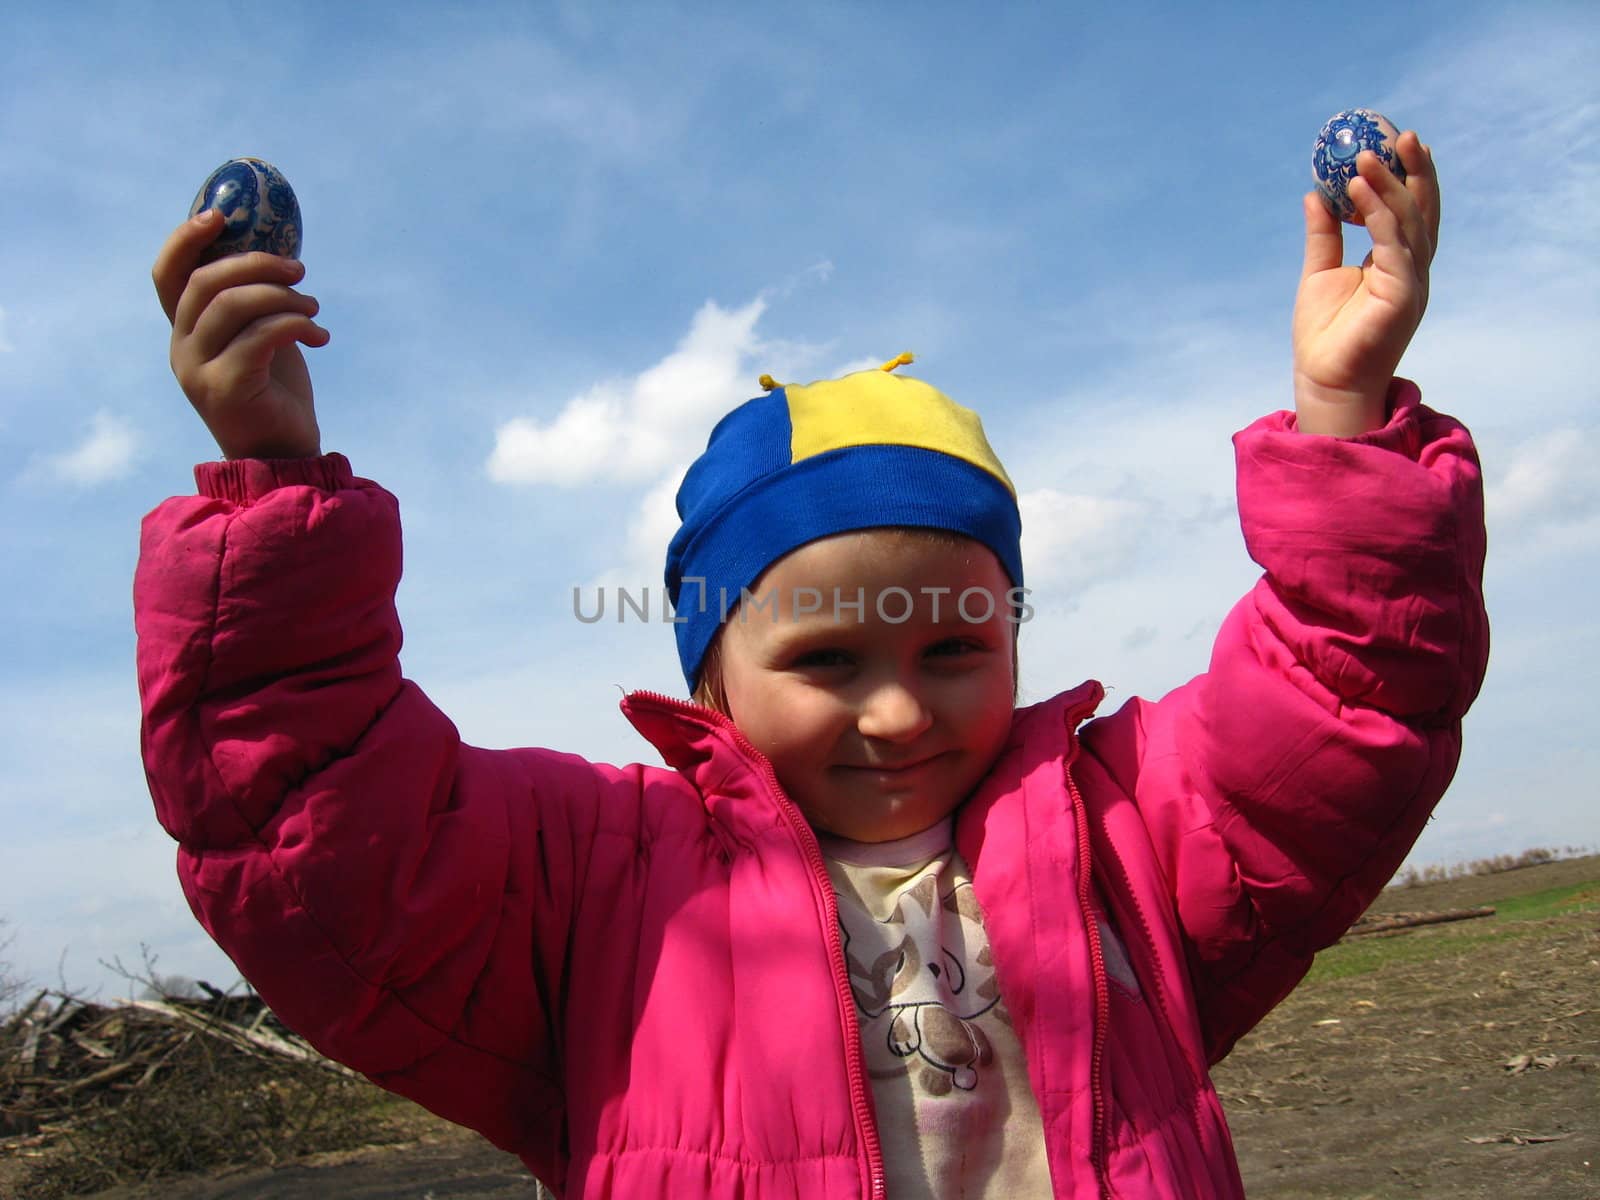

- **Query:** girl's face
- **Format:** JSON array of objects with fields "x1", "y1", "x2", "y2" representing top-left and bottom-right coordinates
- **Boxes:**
[{"x1": 718, "y1": 530, "x2": 1017, "y2": 843}]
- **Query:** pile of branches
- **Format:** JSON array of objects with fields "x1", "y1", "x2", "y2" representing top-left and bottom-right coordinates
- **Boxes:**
[
  {"x1": 1, "y1": 985, "x2": 387, "y2": 1196},
  {"x1": 1, "y1": 984, "x2": 347, "y2": 1141},
  {"x1": 1344, "y1": 906, "x2": 1496, "y2": 939}
]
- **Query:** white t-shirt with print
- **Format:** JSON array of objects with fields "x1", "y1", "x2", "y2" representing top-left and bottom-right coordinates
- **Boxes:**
[{"x1": 818, "y1": 818, "x2": 1054, "y2": 1199}]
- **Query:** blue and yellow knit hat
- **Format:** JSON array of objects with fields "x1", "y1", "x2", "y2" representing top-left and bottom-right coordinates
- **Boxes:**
[{"x1": 666, "y1": 354, "x2": 1023, "y2": 689}]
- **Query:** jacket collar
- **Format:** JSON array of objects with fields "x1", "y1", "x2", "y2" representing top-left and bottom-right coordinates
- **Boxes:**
[{"x1": 619, "y1": 682, "x2": 1105, "y2": 841}]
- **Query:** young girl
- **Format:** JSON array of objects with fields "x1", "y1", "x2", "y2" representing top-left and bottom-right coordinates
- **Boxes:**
[{"x1": 138, "y1": 133, "x2": 1486, "y2": 1197}]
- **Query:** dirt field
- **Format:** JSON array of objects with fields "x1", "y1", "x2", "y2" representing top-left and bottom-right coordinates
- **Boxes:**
[
  {"x1": 1215, "y1": 854, "x2": 1599, "y2": 1199},
  {"x1": 9, "y1": 857, "x2": 1596, "y2": 1199}
]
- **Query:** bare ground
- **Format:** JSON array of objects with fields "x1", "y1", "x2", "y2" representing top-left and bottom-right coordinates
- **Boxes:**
[
  {"x1": 9, "y1": 857, "x2": 1595, "y2": 1199},
  {"x1": 1217, "y1": 855, "x2": 1599, "y2": 1199}
]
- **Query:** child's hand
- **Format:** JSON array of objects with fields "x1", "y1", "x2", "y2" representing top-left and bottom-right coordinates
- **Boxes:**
[
  {"x1": 1292, "y1": 131, "x2": 1439, "y2": 437},
  {"x1": 153, "y1": 210, "x2": 330, "y2": 460}
]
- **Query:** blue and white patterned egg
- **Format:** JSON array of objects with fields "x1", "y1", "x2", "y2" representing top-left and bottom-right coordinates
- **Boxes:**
[
  {"x1": 189, "y1": 158, "x2": 302, "y2": 261},
  {"x1": 1312, "y1": 110, "x2": 1406, "y2": 224}
]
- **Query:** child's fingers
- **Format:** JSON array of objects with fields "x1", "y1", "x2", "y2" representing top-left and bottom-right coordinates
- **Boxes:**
[
  {"x1": 1396, "y1": 131, "x2": 1440, "y2": 262},
  {"x1": 203, "y1": 314, "x2": 329, "y2": 393},
  {"x1": 1347, "y1": 172, "x2": 1416, "y2": 293},
  {"x1": 152, "y1": 210, "x2": 225, "y2": 323},
  {"x1": 1300, "y1": 191, "x2": 1344, "y2": 280},
  {"x1": 186, "y1": 281, "x2": 322, "y2": 365},
  {"x1": 1355, "y1": 150, "x2": 1429, "y2": 273},
  {"x1": 172, "y1": 253, "x2": 308, "y2": 338}
]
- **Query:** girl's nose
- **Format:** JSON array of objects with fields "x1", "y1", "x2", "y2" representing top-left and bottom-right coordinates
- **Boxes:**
[{"x1": 857, "y1": 680, "x2": 934, "y2": 743}]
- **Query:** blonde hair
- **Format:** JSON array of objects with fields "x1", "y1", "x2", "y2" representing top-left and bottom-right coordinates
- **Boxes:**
[{"x1": 692, "y1": 634, "x2": 732, "y2": 714}]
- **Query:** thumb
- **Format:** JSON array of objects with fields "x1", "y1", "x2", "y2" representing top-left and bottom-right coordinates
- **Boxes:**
[
  {"x1": 1301, "y1": 192, "x2": 1343, "y2": 281},
  {"x1": 152, "y1": 210, "x2": 225, "y2": 323}
]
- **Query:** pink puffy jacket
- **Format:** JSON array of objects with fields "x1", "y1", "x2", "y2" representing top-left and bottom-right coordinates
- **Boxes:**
[{"x1": 135, "y1": 384, "x2": 1487, "y2": 1198}]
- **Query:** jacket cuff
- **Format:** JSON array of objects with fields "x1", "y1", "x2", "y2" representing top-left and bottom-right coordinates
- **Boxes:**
[{"x1": 194, "y1": 453, "x2": 355, "y2": 504}]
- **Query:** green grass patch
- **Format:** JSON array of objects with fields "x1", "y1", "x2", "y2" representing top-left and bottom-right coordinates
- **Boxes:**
[
  {"x1": 1491, "y1": 881, "x2": 1600, "y2": 920},
  {"x1": 1306, "y1": 882, "x2": 1598, "y2": 985},
  {"x1": 1307, "y1": 925, "x2": 1513, "y2": 983}
]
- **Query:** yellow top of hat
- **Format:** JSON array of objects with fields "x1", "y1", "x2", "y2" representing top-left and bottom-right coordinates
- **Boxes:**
[{"x1": 775, "y1": 352, "x2": 1014, "y2": 494}]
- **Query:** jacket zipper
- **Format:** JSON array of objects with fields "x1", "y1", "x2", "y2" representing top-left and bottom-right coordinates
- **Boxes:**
[
  {"x1": 1063, "y1": 725, "x2": 1112, "y2": 1197},
  {"x1": 778, "y1": 779, "x2": 888, "y2": 1200},
  {"x1": 1090, "y1": 808, "x2": 1206, "y2": 1105},
  {"x1": 627, "y1": 692, "x2": 887, "y2": 1200}
]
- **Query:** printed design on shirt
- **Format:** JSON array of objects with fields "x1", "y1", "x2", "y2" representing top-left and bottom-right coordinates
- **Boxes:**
[{"x1": 839, "y1": 873, "x2": 1003, "y2": 1095}]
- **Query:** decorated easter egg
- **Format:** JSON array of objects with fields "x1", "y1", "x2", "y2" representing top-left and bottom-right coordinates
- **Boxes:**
[
  {"x1": 189, "y1": 157, "x2": 302, "y2": 260},
  {"x1": 1312, "y1": 110, "x2": 1406, "y2": 224}
]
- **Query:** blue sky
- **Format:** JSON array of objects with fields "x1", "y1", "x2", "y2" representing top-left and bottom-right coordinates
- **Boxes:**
[{"x1": 1, "y1": 3, "x2": 1596, "y2": 997}]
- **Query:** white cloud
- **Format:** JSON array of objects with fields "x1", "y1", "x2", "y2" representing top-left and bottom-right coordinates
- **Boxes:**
[
  {"x1": 29, "y1": 410, "x2": 139, "y2": 486},
  {"x1": 392, "y1": 34, "x2": 688, "y2": 164},
  {"x1": 1383, "y1": 16, "x2": 1599, "y2": 258},
  {"x1": 1487, "y1": 427, "x2": 1600, "y2": 529},
  {"x1": 0, "y1": 822, "x2": 234, "y2": 1001},
  {"x1": 582, "y1": 469, "x2": 689, "y2": 599},
  {"x1": 770, "y1": 260, "x2": 836, "y2": 299},
  {"x1": 1121, "y1": 625, "x2": 1157, "y2": 651},
  {"x1": 487, "y1": 297, "x2": 768, "y2": 485},
  {"x1": 0, "y1": 670, "x2": 238, "y2": 997},
  {"x1": 1019, "y1": 489, "x2": 1150, "y2": 594},
  {"x1": 625, "y1": 472, "x2": 689, "y2": 577}
]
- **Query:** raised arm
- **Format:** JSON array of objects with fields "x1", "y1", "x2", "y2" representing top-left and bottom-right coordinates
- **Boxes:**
[
  {"x1": 138, "y1": 218, "x2": 584, "y2": 1174},
  {"x1": 1104, "y1": 387, "x2": 1488, "y2": 1060},
  {"x1": 1082, "y1": 132, "x2": 1487, "y2": 1059}
]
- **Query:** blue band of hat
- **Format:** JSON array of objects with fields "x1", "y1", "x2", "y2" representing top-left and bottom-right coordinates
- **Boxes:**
[{"x1": 667, "y1": 443, "x2": 1023, "y2": 688}]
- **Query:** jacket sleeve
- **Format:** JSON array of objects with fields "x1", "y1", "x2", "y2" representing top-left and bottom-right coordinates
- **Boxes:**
[
  {"x1": 1081, "y1": 380, "x2": 1489, "y2": 1062},
  {"x1": 134, "y1": 452, "x2": 597, "y2": 1180}
]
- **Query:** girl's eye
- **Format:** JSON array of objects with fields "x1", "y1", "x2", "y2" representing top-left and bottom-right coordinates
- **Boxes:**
[
  {"x1": 927, "y1": 638, "x2": 982, "y2": 658},
  {"x1": 792, "y1": 648, "x2": 853, "y2": 669}
]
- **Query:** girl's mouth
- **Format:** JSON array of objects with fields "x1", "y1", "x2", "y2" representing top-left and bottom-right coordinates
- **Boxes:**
[{"x1": 838, "y1": 752, "x2": 949, "y2": 777}]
